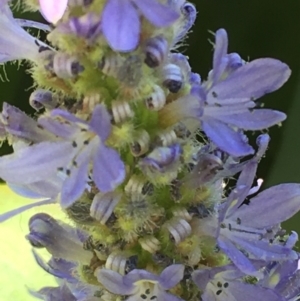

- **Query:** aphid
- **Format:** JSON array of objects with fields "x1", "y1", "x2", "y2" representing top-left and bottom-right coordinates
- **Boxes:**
[
  {"x1": 52, "y1": 52, "x2": 84, "y2": 79},
  {"x1": 144, "y1": 35, "x2": 168, "y2": 68},
  {"x1": 139, "y1": 236, "x2": 161, "y2": 253},
  {"x1": 68, "y1": 0, "x2": 93, "y2": 7},
  {"x1": 188, "y1": 203, "x2": 211, "y2": 219},
  {"x1": 98, "y1": 54, "x2": 122, "y2": 78},
  {"x1": 29, "y1": 89, "x2": 58, "y2": 111},
  {"x1": 130, "y1": 130, "x2": 151, "y2": 157},
  {"x1": 90, "y1": 192, "x2": 121, "y2": 225},
  {"x1": 155, "y1": 129, "x2": 177, "y2": 147},
  {"x1": 111, "y1": 100, "x2": 134, "y2": 123},
  {"x1": 152, "y1": 252, "x2": 173, "y2": 267},
  {"x1": 145, "y1": 85, "x2": 166, "y2": 111},
  {"x1": 165, "y1": 218, "x2": 192, "y2": 244},
  {"x1": 161, "y1": 64, "x2": 183, "y2": 93},
  {"x1": 125, "y1": 255, "x2": 138, "y2": 274}
]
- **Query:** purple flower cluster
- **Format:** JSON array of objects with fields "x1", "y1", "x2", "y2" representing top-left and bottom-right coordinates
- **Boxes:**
[{"x1": 0, "y1": 1, "x2": 299, "y2": 301}]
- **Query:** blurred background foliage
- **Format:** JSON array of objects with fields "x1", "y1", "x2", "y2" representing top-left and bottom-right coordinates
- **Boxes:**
[{"x1": 1, "y1": 0, "x2": 300, "y2": 299}]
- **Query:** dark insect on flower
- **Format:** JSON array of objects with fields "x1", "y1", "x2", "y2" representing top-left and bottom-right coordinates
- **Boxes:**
[
  {"x1": 162, "y1": 63, "x2": 183, "y2": 93},
  {"x1": 188, "y1": 203, "x2": 211, "y2": 219},
  {"x1": 125, "y1": 255, "x2": 138, "y2": 274},
  {"x1": 144, "y1": 35, "x2": 168, "y2": 68},
  {"x1": 152, "y1": 252, "x2": 173, "y2": 267},
  {"x1": 29, "y1": 89, "x2": 58, "y2": 111},
  {"x1": 52, "y1": 52, "x2": 84, "y2": 79},
  {"x1": 145, "y1": 85, "x2": 166, "y2": 111}
]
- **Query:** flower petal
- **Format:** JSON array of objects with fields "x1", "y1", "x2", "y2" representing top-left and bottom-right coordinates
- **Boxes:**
[
  {"x1": 159, "y1": 264, "x2": 185, "y2": 289},
  {"x1": 217, "y1": 236, "x2": 260, "y2": 276},
  {"x1": 208, "y1": 58, "x2": 291, "y2": 100},
  {"x1": 132, "y1": 0, "x2": 179, "y2": 27},
  {"x1": 227, "y1": 281, "x2": 284, "y2": 301},
  {"x1": 27, "y1": 213, "x2": 93, "y2": 263},
  {"x1": 95, "y1": 269, "x2": 134, "y2": 295},
  {"x1": 102, "y1": 0, "x2": 139, "y2": 52},
  {"x1": 231, "y1": 184, "x2": 300, "y2": 228},
  {"x1": 39, "y1": 0, "x2": 68, "y2": 24},
  {"x1": 60, "y1": 151, "x2": 90, "y2": 208},
  {"x1": 92, "y1": 144, "x2": 125, "y2": 192},
  {"x1": 212, "y1": 28, "x2": 228, "y2": 83},
  {"x1": 212, "y1": 109, "x2": 286, "y2": 130},
  {"x1": 0, "y1": 141, "x2": 74, "y2": 184},
  {"x1": 202, "y1": 117, "x2": 254, "y2": 157},
  {"x1": 89, "y1": 104, "x2": 112, "y2": 141}
]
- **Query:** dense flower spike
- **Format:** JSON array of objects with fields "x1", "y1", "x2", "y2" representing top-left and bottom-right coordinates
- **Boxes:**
[{"x1": 0, "y1": 1, "x2": 298, "y2": 301}]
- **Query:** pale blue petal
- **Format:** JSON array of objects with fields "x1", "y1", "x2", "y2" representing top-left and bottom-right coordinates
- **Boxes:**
[
  {"x1": 212, "y1": 109, "x2": 286, "y2": 130},
  {"x1": 202, "y1": 117, "x2": 254, "y2": 156},
  {"x1": 93, "y1": 144, "x2": 125, "y2": 192},
  {"x1": 231, "y1": 184, "x2": 300, "y2": 228},
  {"x1": 159, "y1": 264, "x2": 185, "y2": 289},
  {"x1": 132, "y1": 0, "x2": 179, "y2": 27},
  {"x1": 0, "y1": 141, "x2": 74, "y2": 184},
  {"x1": 102, "y1": 0, "x2": 139, "y2": 52},
  {"x1": 95, "y1": 269, "x2": 134, "y2": 294},
  {"x1": 207, "y1": 58, "x2": 291, "y2": 100},
  {"x1": 212, "y1": 28, "x2": 228, "y2": 83},
  {"x1": 217, "y1": 236, "x2": 260, "y2": 276},
  {"x1": 89, "y1": 104, "x2": 111, "y2": 141}
]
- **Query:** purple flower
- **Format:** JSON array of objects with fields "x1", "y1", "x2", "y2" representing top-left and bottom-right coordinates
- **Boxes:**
[
  {"x1": 30, "y1": 283, "x2": 77, "y2": 301},
  {"x1": 193, "y1": 135, "x2": 300, "y2": 276},
  {"x1": 0, "y1": 104, "x2": 126, "y2": 208},
  {"x1": 96, "y1": 264, "x2": 185, "y2": 301},
  {"x1": 192, "y1": 264, "x2": 284, "y2": 301},
  {"x1": 0, "y1": 0, "x2": 44, "y2": 62},
  {"x1": 0, "y1": 102, "x2": 57, "y2": 143},
  {"x1": 199, "y1": 29, "x2": 290, "y2": 156},
  {"x1": 102, "y1": 0, "x2": 179, "y2": 52},
  {"x1": 57, "y1": 13, "x2": 102, "y2": 42},
  {"x1": 27, "y1": 213, "x2": 93, "y2": 263},
  {"x1": 161, "y1": 29, "x2": 290, "y2": 156},
  {"x1": 259, "y1": 257, "x2": 300, "y2": 300}
]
